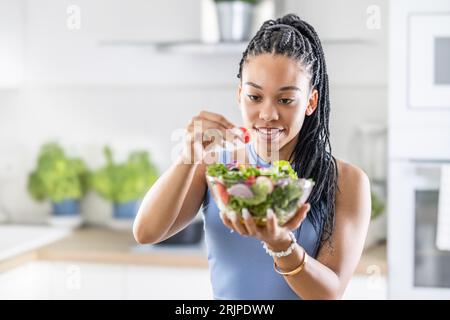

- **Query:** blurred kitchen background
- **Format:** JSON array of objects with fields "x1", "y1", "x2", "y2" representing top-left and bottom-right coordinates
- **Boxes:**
[{"x1": 0, "y1": 0, "x2": 449, "y2": 299}]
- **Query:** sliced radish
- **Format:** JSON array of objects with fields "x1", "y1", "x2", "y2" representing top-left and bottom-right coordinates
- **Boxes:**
[
  {"x1": 276, "y1": 178, "x2": 290, "y2": 188},
  {"x1": 227, "y1": 183, "x2": 253, "y2": 199},
  {"x1": 255, "y1": 176, "x2": 274, "y2": 193}
]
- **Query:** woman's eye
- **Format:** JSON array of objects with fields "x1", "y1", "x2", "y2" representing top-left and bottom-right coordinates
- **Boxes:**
[
  {"x1": 247, "y1": 95, "x2": 261, "y2": 102},
  {"x1": 279, "y1": 98, "x2": 294, "y2": 105}
]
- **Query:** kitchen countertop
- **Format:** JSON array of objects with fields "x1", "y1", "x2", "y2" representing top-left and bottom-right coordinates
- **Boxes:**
[
  {"x1": 0, "y1": 226, "x2": 387, "y2": 275},
  {"x1": 38, "y1": 227, "x2": 208, "y2": 267},
  {"x1": 0, "y1": 224, "x2": 71, "y2": 261}
]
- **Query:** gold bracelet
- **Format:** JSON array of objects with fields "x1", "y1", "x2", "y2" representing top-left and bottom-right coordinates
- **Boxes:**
[{"x1": 273, "y1": 249, "x2": 308, "y2": 277}]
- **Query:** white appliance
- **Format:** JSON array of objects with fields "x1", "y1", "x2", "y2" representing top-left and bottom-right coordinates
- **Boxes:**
[
  {"x1": 389, "y1": 0, "x2": 450, "y2": 299},
  {"x1": 409, "y1": 15, "x2": 450, "y2": 109}
]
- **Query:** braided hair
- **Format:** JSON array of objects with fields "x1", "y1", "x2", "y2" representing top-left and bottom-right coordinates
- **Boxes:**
[{"x1": 237, "y1": 13, "x2": 339, "y2": 249}]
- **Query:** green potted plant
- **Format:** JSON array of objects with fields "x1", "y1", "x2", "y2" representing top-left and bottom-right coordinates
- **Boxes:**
[
  {"x1": 214, "y1": 0, "x2": 263, "y2": 42},
  {"x1": 90, "y1": 146, "x2": 158, "y2": 225},
  {"x1": 27, "y1": 142, "x2": 89, "y2": 226},
  {"x1": 371, "y1": 191, "x2": 385, "y2": 221},
  {"x1": 364, "y1": 191, "x2": 387, "y2": 249}
]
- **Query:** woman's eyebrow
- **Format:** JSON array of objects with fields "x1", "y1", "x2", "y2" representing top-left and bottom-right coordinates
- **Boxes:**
[
  {"x1": 244, "y1": 82, "x2": 301, "y2": 92},
  {"x1": 244, "y1": 82, "x2": 263, "y2": 90},
  {"x1": 279, "y1": 86, "x2": 301, "y2": 92}
]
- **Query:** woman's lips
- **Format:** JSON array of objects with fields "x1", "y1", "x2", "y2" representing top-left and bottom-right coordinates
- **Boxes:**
[{"x1": 254, "y1": 127, "x2": 285, "y2": 142}]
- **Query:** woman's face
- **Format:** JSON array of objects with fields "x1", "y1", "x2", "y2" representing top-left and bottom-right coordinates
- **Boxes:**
[{"x1": 238, "y1": 53, "x2": 318, "y2": 153}]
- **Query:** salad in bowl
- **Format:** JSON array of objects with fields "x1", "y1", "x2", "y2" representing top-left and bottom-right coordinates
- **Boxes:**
[{"x1": 206, "y1": 160, "x2": 314, "y2": 226}]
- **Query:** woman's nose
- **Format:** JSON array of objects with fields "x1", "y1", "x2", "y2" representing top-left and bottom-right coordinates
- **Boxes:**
[{"x1": 259, "y1": 105, "x2": 279, "y2": 122}]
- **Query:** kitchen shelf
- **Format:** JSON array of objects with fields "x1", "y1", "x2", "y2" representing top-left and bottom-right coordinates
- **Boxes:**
[
  {"x1": 97, "y1": 38, "x2": 377, "y2": 54},
  {"x1": 98, "y1": 40, "x2": 247, "y2": 54}
]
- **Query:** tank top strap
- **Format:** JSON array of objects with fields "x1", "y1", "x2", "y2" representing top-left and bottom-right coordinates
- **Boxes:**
[{"x1": 246, "y1": 142, "x2": 271, "y2": 168}]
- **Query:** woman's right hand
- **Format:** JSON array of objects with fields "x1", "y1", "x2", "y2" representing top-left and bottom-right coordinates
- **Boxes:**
[{"x1": 181, "y1": 110, "x2": 243, "y2": 164}]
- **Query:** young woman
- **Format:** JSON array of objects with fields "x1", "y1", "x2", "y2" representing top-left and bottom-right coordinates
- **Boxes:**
[{"x1": 133, "y1": 13, "x2": 371, "y2": 300}]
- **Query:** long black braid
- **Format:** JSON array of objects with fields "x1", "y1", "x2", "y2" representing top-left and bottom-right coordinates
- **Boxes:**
[{"x1": 237, "y1": 13, "x2": 339, "y2": 250}]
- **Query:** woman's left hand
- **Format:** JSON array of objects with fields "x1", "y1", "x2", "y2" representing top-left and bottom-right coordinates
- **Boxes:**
[{"x1": 220, "y1": 203, "x2": 311, "y2": 249}]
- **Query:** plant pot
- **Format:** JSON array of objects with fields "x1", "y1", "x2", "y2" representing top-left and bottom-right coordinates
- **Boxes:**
[
  {"x1": 50, "y1": 199, "x2": 82, "y2": 228},
  {"x1": 216, "y1": 1, "x2": 255, "y2": 42},
  {"x1": 113, "y1": 200, "x2": 140, "y2": 219},
  {"x1": 157, "y1": 220, "x2": 204, "y2": 246},
  {"x1": 52, "y1": 199, "x2": 80, "y2": 216},
  {"x1": 107, "y1": 200, "x2": 141, "y2": 230}
]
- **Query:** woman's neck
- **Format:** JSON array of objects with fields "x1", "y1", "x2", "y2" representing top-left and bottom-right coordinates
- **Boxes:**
[{"x1": 254, "y1": 134, "x2": 298, "y2": 164}]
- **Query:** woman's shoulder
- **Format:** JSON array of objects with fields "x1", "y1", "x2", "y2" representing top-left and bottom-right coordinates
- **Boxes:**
[
  {"x1": 334, "y1": 158, "x2": 371, "y2": 217},
  {"x1": 335, "y1": 158, "x2": 369, "y2": 185}
]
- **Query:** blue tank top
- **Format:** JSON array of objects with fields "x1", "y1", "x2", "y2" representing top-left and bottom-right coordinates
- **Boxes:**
[{"x1": 201, "y1": 142, "x2": 323, "y2": 300}]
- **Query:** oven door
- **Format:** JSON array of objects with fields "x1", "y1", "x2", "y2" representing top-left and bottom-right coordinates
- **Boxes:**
[
  {"x1": 388, "y1": 160, "x2": 450, "y2": 299},
  {"x1": 409, "y1": 13, "x2": 450, "y2": 109}
]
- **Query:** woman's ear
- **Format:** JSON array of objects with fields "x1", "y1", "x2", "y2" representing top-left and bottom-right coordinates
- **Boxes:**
[
  {"x1": 237, "y1": 85, "x2": 242, "y2": 105},
  {"x1": 305, "y1": 88, "x2": 319, "y2": 116}
]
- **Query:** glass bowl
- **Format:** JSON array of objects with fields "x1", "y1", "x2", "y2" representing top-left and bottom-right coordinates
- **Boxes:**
[{"x1": 206, "y1": 163, "x2": 314, "y2": 226}]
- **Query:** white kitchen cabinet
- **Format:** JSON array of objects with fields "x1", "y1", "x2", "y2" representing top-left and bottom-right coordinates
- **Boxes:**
[
  {"x1": 49, "y1": 262, "x2": 125, "y2": 300},
  {"x1": 0, "y1": 262, "x2": 52, "y2": 299},
  {"x1": 0, "y1": 261, "x2": 212, "y2": 299},
  {"x1": 125, "y1": 265, "x2": 212, "y2": 300},
  {"x1": 0, "y1": 0, "x2": 24, "y2": 88},
  {"x1": 0, "y1": 261, "x2": 124, "y2": 299}
]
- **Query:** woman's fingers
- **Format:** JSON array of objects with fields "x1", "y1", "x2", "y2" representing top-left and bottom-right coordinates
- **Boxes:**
[
  {"x1": 196, "y1": 110, "x2": 245, "y2": 141},
  {"x1": 189, "y1": 118, "x2": 243, "y2": 144},
  {"x1": 183, "y1": 111, "x2": 244, "y2": 164},
  {"x1": 221, "y1": 205, "x2": 311, "y2": 240},
  {"x1": 222, "y1": 209, "x2": 262, "y2": 238},
  {"x1": 242, "y1": 208, "x2": 258, "y2": 237},
  {"x1": 265, "y1": 209, "x2": 278, "y2": 234},
  {"x1": 189, "y1": 118, "x2": 228, "y2": 138},
  {"x1": 228, "y1": 210, "x2": 250, "y2": 236},
  {"x1": 220, "y1": 209, "x2": 253, "y2": 237},
  {"x1": 283, "y1": 203, "x2": 310, "y2": 230},
  {"x1": 220, "y1": 211, "x2": 235, "y2": 232},
  {"x1": 198, "y1": 111, "x2": 235, "y2": 129}
]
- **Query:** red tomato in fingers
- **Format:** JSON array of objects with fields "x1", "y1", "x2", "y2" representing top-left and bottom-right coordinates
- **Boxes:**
[
  {"x1": 245, "y1": 176, "x2": 256, "y2": 186},
  {"x1": 215, "y1": 181, "x2": 229, "y2": 205},
  {"x1": 239, "y1": 127, "x2": 251, "y2": 144}
]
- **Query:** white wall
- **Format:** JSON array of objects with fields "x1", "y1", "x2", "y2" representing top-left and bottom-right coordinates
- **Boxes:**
[
  {"x1": 0, "y1": 0, "x2": 23, "y2": 87},
  {"x1": 0, "y1": 86, "x2": 243, "y2": 224},
  {"x1": 0, "y1": 0, "x2": 388, "y2": 224}
]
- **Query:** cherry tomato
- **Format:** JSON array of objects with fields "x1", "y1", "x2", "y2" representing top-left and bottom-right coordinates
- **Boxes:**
[
  {"x1": 245, "y1": 176, "x2": 256, "y2": 186},
  {"x1": 214, "y1": 181, "x2": 229, "y2": 205},
  {"x1": 239, "y1": 127, "x2": 251, "y2": 144}
]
